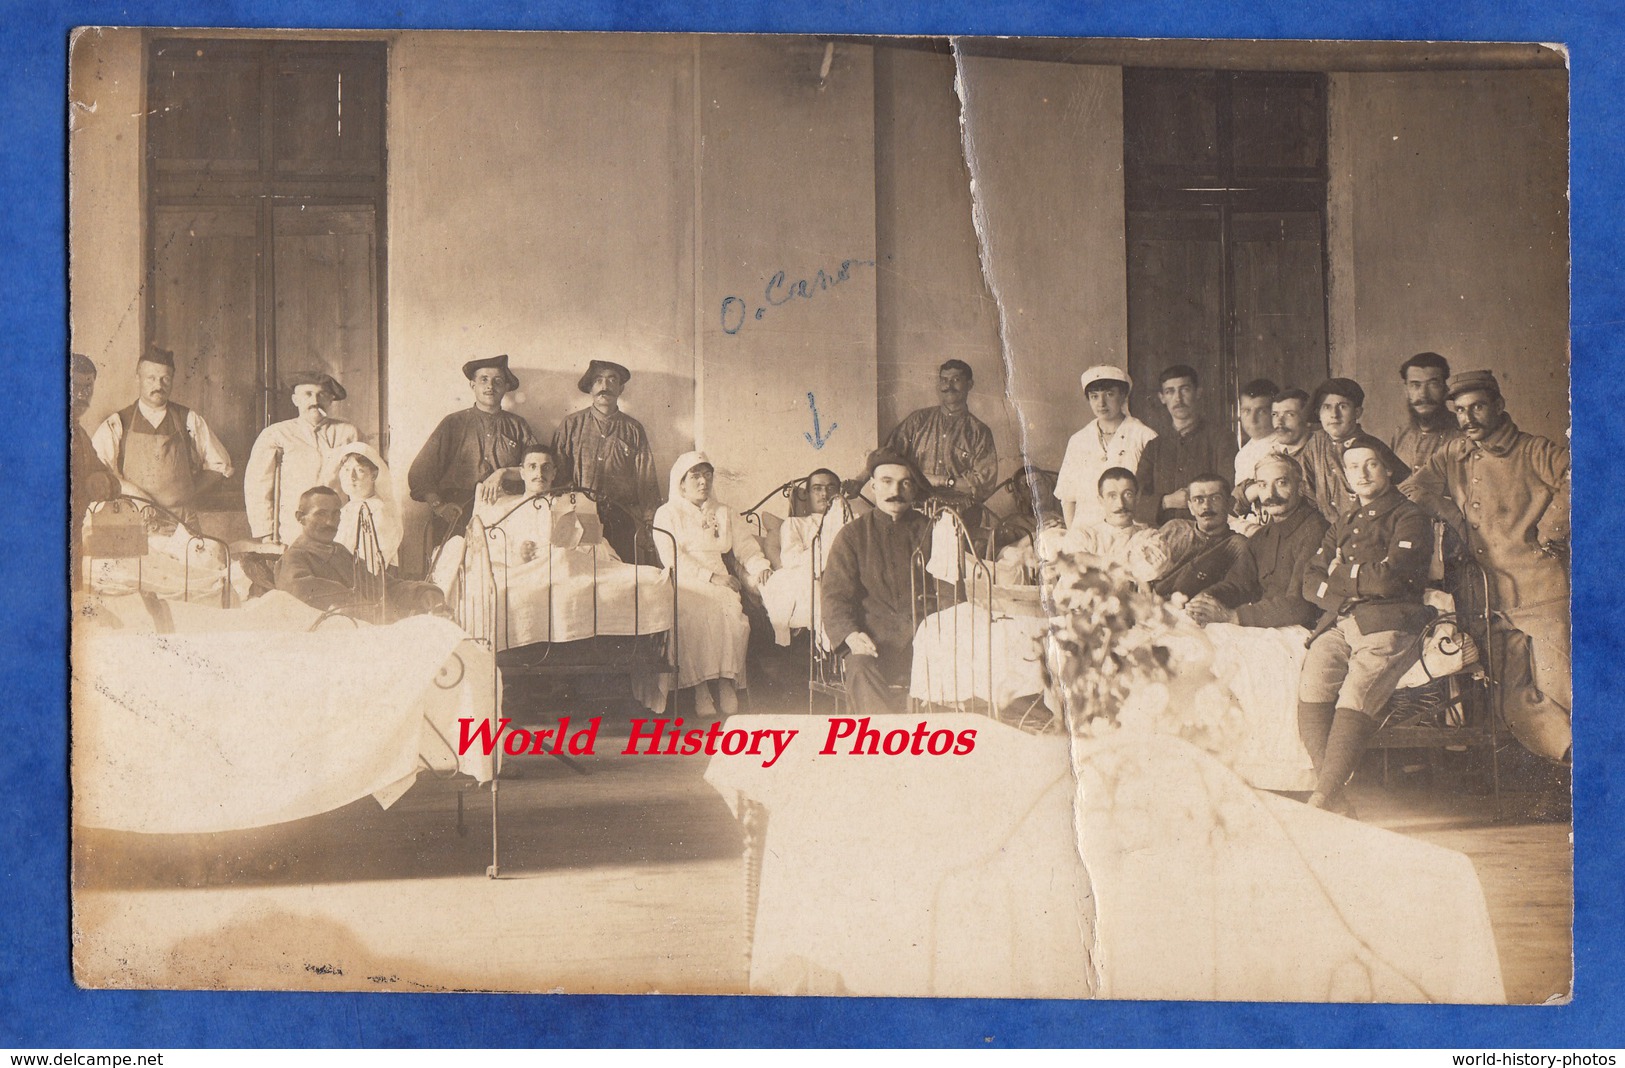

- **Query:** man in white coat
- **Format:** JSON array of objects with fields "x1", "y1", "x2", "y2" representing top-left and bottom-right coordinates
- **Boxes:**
[{"x1": 244, "y1": 371, "x2": 360, "y2": 544}]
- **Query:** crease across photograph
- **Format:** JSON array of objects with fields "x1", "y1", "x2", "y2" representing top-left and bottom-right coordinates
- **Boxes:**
[{"x1": 68, "y1": 28, "x2": 1572, "y2": 1002}]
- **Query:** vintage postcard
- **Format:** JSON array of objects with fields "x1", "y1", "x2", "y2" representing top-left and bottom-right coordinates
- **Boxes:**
[{"x1": 68, "y1": 29, "x2": 1571, "y2": 1002}]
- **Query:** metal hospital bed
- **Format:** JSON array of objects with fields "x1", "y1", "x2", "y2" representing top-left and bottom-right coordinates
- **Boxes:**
[{"x1": 442, "y1": 486, "x2": 678, "y2": 877}]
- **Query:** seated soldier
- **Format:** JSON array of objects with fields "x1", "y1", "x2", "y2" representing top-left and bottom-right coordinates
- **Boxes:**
[
  {"x1": 1050, "y1": 468, "x2": 1166, "y2": 585},
  {"x1": 761, "y1": 468, "x2": 848, "y2": 646},
  {"x1": 276, "y1": 486, "x2": 447, "y2": 621},
  {"x1": 821, "y1": 450, "x2": 934, "y2": 715},
  {"x1": 1297, "y1": 443, "x2": 1434, "y2": 814},
  {"x1": 1187, "y1": 453, "x2": 1330, "y2": 629},
  {"x1": 1151, "y1": 473, "x2": 1249, "y2": 601}
]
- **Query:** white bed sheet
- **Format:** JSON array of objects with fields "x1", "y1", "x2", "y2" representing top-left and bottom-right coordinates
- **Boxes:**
[
  {"x1": 72, "y1": 614, "x2": 496, "y2": 834},
  {"x1": 706, "y1": 714, "x2": 1506, "y2": 1003},
  {"x1": 908, "y1": 601, "x2": 1050, "y2": 711}
]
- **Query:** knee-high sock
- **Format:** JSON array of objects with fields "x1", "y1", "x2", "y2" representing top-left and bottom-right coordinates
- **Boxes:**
[
  {"x1": 1317, "y1": 707, "x2": 1379, "y2": 798},
  {"x1": 1298, "y1": 701, "x2": 1336, "y2": 770}
]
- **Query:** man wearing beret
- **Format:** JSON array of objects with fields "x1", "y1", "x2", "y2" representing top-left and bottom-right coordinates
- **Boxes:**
[
  {"x1": 1400, "y1": 370, "x2": 1571, "y2": 763},
  {"x1": 91, "y1": 345, "x2": 233, "y2": 524},
  {"x1": 820, "y1": 450, "x2": 935, "y2": 715},
  {"x1": 1297, "y1": 377, "x2": 1411, "y2": 524},
  {"x1": 243, "y1": 370, "x2": 360, "y2": 544},
  {"x1": 551, "y1": 359, "x2": 660, "y2": 561},
  {"x1": 409, "y1": 355, "x2": 538, "y2": 538}
]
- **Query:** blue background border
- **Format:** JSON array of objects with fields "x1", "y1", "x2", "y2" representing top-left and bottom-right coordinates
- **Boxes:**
[{"x1": 8, "y1": 0, "x2": 1619, "y2": 1048}]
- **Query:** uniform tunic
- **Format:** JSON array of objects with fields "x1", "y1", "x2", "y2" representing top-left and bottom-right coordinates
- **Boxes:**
[
  {"x1": 1389, "y1": 409, "x2": 1462, "y2": 473},
  {"x1": 885, "y1": 406, "x2": 999, "y2": 500},
  {"x1": 1055, "y1": 415, "x2": 1158, "y2": 529},
  {"x1": 1400, "y1": 416, "x2": 1570, "y2": 748},
  {"x1": 821, "y1": 507, "x2": 934, "y2": 656},
  {"x1": 408, "y1": 407, "x2": 538, "y2": 518},
  {"x1": 551, "y1": 407, "x2": 661, "y2": 518},
  {"x1": 1151, "y1": 520, "x2": 1249, "y2": 601},
  {"x1": 1298, "y1": 427, "x2": 1412, "y2": 525},
  {"x1": 243, "y1": 417, "x2": 361, "y2": 540},
  {"x1": 1204, "y1": 500, "x2": 1329, "y2": 629},
  {"x1": 1299, "y1": 487, "x2": 1433, "y2": 713},
  {"x1": 1132, "y1": 417, "x2": 1237, "y2": 527}
]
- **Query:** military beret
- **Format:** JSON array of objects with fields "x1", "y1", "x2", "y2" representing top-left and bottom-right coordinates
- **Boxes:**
[
  {"x1": 1313, "y1": 377, "x2": 1366, "y2": 410},
  {"x1": 578, "y1": 359, "x2": 632, "y2": 394},
  {"x1": 463, "y1": 354, "x2": 520, "y2": 391}
]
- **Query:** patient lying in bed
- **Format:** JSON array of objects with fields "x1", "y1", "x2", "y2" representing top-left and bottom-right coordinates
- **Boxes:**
[
  {"x1": 80, "y1": 498, "x2": 249, "y2": 605},
  {"x1": 431, "y1": 446, "x2": 673, "y2": 649}
]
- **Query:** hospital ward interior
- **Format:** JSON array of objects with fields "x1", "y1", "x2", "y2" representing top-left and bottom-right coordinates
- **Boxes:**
[{"x1": 67, "y1": 31, "x2": 1572, "y2": 1001}]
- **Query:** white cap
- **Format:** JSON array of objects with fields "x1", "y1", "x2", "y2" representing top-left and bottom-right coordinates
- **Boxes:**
[{"x1": 1080, "y1": 365, "x2": 1132, "y2": 394}]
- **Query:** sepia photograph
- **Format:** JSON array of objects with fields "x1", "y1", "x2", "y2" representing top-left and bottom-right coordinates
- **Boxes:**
[{"x1": 67, "y1": 28, "x2": 1572, "y2": 1004}]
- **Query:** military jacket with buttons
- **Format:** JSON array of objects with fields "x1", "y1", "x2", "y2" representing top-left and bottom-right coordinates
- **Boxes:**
[
  {"x1": 1399, "y1": 417, "x2": 1568, "y2": 613},
  {"x1": 1304, "y1": 486, "x2": 1433, "y2": 634}
]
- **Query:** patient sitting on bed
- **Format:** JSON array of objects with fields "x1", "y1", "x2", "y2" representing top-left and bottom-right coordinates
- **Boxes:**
[
  {"x1": 760, "y1": 468, "x2": 846, "y2": 646},
  {"x1": 277, "y1": 486, "x2": 447, "y2": 620},
  {"x1": 1045, "y1": 467, "x2": 1166, "y2": 585},
  {"x1": 1179, "y1": 453, "x2": 1330, "y2": 791}
]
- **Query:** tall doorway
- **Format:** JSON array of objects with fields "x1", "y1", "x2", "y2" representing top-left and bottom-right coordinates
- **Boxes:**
[
  {"x1": 1123, "y1": 68, "x2": 1329, "y2": 440},
  {"x1": 144, "y1": 36, "x2": 388, "y2": 511}
]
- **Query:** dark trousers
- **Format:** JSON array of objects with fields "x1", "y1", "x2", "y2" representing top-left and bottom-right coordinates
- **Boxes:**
[{"x1": 845, "y1": 643, "x2": 913, "y2": 716}]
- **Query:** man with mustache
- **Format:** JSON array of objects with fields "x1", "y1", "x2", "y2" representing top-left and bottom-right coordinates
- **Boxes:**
[
  {"x1": 884, "y1": 359, "x2": 999, "y2": 503},
  {"x1": 1400, "y1": 369, "x2": 1571, "y2": 764},
  {"x1": 243, "y1": 371, "x2": 360, "y2": 545},
  {"x1": 1298, "y1": 441, "x2": 1434, "y2": 814},
  {"x1": 408, "y1": 354, "x2": 538, "y2": 540},
  {"x1": 276, "y1": 486, "x2": 447, "y2": 620},
  {"x1": 820, "y1": 449, "x2": 934, "y2": 715},
  {"x1": 1150, "y1": 473, "x2": 1249, "y2": 601},
  {"x1": 1188, "y1": 453, "x2": 1329, "y2": 629},
  {"x1": 1054, "y1": 468, "x2": 1166, "y2": 584},
  {"x1": 1389, "y1": 351, "x2": 1462, "y2": 471},
  {"x1": 1133, "y1": 364, "x2": 1237, "y2": 526},
  {"x1": 1298, "y1": 377, "x2": 1411, "y2": 525},
  {"x1": 90, "y1": 344, "x2": 234, "y2": 527},
  {"x1": 550, "y1": 359, "x2": 660, "y2": 562}
]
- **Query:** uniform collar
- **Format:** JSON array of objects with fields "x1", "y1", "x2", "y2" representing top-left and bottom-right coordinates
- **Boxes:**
[
  {"x1": 1268, "y1": 499, "x2": 1316, "y2": 536},
  {"x1": 1351, "y1": 486, "x2": 1406, "y2": 521},
  {"x1": 290, "y1": 533, "x2": 341, "y2": 556},
  {"x1": 1473, "y1": 416, "x2": 1521, "y2": 457}
]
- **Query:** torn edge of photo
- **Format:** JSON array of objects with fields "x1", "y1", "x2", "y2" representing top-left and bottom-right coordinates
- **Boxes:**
[{"x1": 67, "y1": 27, "x2": 1572, "y2": 1002}]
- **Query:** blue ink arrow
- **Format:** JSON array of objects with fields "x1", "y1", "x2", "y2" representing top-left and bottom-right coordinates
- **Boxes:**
[{"x1": 803, "y1": 391, "x2": 838, "y2": 449}]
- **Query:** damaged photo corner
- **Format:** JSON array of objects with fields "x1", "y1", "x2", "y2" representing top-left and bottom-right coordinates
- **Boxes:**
[{"x1": 66, "y1": 27, "x2": 1573, "y2": 1004}]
